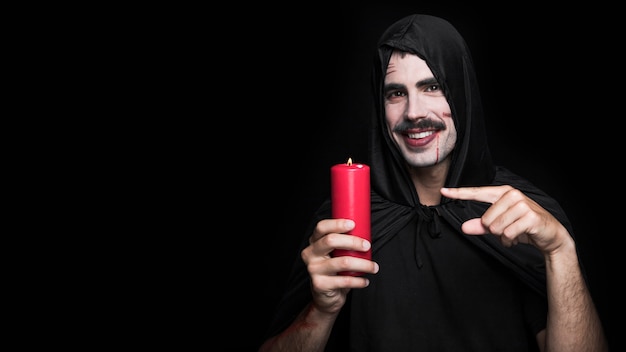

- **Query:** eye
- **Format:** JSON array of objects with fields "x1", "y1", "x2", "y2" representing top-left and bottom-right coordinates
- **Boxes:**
[
  {"x1": 425, "y1": 84, "x2": 440, "y2": 92},
  {"x1": 385, "y1": 90, "x2": 406, "y2": 100}
]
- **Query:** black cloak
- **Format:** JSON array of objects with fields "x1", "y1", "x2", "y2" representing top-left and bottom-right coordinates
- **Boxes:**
[{"x1": 263, "y1": 14, "x2": 579, "y2": 351}]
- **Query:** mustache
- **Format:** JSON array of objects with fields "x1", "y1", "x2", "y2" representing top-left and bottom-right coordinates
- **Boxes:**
[{"x1": 393, "y1": 119, "x2": 446, "y2": 133}]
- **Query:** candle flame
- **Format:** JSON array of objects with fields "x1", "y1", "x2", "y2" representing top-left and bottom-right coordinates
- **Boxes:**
[{"x1": 347, "y1": 157, "x2": 352, "y2": 166}]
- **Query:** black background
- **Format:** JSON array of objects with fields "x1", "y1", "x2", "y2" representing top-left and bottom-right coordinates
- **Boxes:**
[{"x1": 205, "y1": 3, "x2": 618, "y2": 350}]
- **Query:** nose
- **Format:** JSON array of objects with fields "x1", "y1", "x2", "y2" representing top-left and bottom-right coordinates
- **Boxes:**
[{"x1": 406, "y1": 93, "x2": 428, "y2": 121}]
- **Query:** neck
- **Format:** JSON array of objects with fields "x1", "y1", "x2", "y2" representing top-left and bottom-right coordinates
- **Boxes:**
[{"x1": 408, "y1": 159, "x2": 450, "y2": 206}]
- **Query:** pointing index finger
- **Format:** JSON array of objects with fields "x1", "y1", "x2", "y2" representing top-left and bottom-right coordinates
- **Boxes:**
[{"x1": 440, "y1": 185, "x2": 511, "y2": 204}]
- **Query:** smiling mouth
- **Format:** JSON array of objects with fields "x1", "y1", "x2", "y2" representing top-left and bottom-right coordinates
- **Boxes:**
[{"x1": 407, "y1": 131, "x2": 435, "y2": 139}]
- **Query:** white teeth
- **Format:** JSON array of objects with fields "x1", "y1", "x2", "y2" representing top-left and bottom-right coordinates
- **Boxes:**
[{"x1": 408, "y1": 131, "x2": 434, "y2": 139}]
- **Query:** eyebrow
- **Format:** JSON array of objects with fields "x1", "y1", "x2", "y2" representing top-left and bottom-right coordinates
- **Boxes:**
[
  {"x1": 416, "y1": 77, "x2": 439, "y2": 88},
  {"x1": 384, "y1": 77, "x2": 439, "y2": 93},
  {"x1": 383, "y1": 83, "x2": 405, "y2": 92}
]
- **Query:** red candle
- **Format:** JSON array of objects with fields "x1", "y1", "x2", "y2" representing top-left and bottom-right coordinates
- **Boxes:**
[{"x1": 331, "y1": 158, "x2": 371, "y2": 276}]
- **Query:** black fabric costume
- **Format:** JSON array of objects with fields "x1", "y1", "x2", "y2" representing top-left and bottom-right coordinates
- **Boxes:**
[{"x1": 263, "y1": 14, "x2": 580, "y2": 351}]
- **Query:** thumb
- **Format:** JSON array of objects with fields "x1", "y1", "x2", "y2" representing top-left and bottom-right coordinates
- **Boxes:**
[{"x1": 461, "y1": 218, "x2": 489, "y2": 235}]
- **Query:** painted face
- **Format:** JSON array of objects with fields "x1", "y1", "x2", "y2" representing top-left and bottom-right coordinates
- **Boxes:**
[{"x1": 384, "y1": 52, "x2": 456, "y2": 168}]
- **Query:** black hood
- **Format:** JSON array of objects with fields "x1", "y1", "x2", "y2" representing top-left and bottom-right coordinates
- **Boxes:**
[{"x1": 370, "y1": 14, "x2": 494, "y2": 206}]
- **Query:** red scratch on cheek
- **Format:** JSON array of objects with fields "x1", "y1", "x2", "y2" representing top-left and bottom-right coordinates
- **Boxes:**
[
  {"x1": 437, "y1": 111, "x2": 450, "y2": 164},
  {"x1": 436, "y1": 134, "x2": 440, "y2": 163}
]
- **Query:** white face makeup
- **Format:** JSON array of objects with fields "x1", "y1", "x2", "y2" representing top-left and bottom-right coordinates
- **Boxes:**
[{"x1": 384, "y1": 52, "x2": 456, "y2": 168}]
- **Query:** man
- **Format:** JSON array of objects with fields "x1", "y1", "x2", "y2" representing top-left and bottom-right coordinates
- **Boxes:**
[{"x1": 258, "y1": 14, "x2": 607, "y2": 351}]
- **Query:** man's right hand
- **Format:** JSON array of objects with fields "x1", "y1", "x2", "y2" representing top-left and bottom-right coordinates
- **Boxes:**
[{"x1": 301, "y1": 218, "x2": 379, "y2": 315}]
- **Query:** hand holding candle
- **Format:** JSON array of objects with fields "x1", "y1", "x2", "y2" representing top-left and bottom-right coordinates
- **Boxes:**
[{"x1": 331, "y1": 158, "x2": 371, "y2": 276}]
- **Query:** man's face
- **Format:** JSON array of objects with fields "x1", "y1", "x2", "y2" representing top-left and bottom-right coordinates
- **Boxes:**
[{"x1": 384, "y1": 52, "x2": 456, "y2": 168}]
